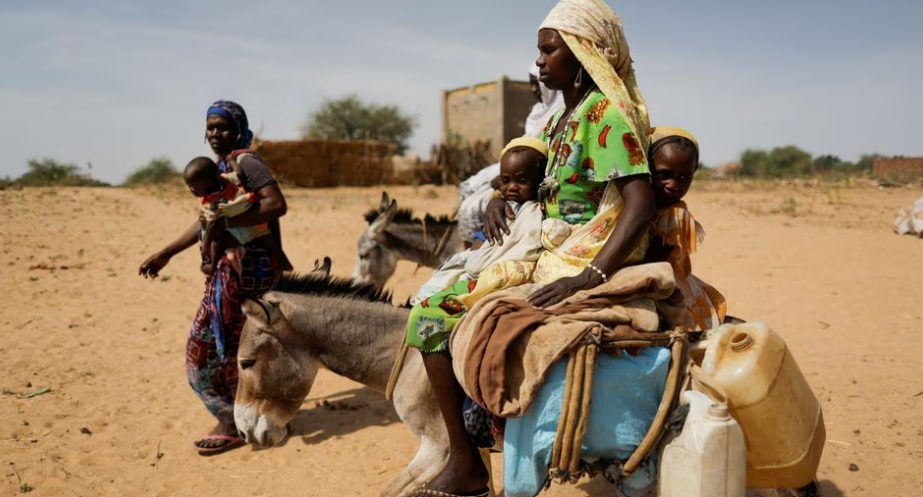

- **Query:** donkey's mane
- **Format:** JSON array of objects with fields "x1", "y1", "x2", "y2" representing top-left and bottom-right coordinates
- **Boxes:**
[
  {"x1": 270, "y1": 272, "x2": 395, "y2": 305},
  {"x1": 363, "y1": 207, "x2": 455, "y2": 227}
]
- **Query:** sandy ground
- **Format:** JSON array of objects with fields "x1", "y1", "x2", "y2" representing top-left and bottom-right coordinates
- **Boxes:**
[{"x1": 2, "y1": 181, "x2": 922, "y2": 497}]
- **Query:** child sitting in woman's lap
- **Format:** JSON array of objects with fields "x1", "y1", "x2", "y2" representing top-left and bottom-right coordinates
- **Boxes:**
[{"x1": 408, "y1": 137, "x2": 547, "y2": 349}]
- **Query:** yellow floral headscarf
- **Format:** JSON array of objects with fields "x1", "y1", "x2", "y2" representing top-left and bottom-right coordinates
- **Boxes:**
[{"x1": 540, "y1": 0, "x2": 650, "y2": 156}]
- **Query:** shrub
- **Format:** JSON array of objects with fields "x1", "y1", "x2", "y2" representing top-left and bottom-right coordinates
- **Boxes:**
[
  {"x1": 15, "y1": 158, "x2": 109, "y2": 187},
  {"x1": 741, "y1": 146, "x2": 813, "y2": 178},
  {"x1": 124, "y1": 157, "x2": 180, "y2": 186}
]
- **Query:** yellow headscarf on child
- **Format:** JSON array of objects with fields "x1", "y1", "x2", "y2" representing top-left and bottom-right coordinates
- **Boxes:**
[
  {"x1": 499, "y1": 136, "x2": 548, "y2": 159},
  {"x1": 540, "y1": 0, "x2": 650, "y2": 156},
  {"x1": 649, "y1": 126, "x2": 698, "y2": 151}
]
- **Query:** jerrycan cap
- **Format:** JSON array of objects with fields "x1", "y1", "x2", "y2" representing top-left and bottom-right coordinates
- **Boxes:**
[
  {"x1": 707, "y1": 403, "x2": 731, "y2": 420},
  {"x1": 729, "y1": 332, "x2": 754, "y2": 352}
]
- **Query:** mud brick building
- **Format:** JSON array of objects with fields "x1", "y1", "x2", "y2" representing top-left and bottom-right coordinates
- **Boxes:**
[{"x1": 441, "y1": 76, "x2": 535, "y2": 160}]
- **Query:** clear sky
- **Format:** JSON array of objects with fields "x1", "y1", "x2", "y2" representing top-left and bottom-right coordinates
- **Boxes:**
[{"x1": 2, "y1": 0, "x2": 921, "y2": 184}]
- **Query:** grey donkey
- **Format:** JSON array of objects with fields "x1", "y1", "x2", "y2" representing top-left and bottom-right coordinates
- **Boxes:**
[
  {"x1": 233, "y1": 269, "x2": 817, "y2": 497},
  {"x1": 353, "y1": 192, "x2": 464, "y2": 289}
]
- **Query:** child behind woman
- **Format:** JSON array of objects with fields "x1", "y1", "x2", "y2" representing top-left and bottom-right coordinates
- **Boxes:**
[{"x1": 645, "y1": 126, "x2": 727, "y2": 330}]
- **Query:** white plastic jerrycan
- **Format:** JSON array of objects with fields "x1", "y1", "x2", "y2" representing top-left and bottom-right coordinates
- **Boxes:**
[
  {"x1": 702, "y1": 322, "x2": 825, "y2": 489},
  {"x1": 659, "y1": 390, "x2": 746, "y2": 497}
]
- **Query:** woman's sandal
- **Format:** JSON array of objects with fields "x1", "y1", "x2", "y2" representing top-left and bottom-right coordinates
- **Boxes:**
[
  {"x1": 194, "y1": 434, "x2": 245, "y2": 455},
  {"x1": 409, "y1": 486, "x2": 490, "y2": 497}
]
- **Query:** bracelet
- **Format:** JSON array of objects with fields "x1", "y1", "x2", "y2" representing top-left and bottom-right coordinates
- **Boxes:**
[{"x1": 587, "y1": 263, "x2": 608, "y2": 283}]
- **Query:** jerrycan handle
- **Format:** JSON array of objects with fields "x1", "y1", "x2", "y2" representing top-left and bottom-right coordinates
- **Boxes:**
[{"x1": 689, "y1": 364, "x2": 729, "y2": 405}]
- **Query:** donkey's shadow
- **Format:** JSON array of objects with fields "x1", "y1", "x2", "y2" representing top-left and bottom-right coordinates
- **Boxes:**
[{"x1": 287, "y1": 386, "x2": 401, "y2": 446}]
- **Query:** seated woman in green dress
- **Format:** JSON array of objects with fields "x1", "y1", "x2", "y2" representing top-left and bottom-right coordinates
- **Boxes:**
[{"x1": 407, "y1": 1, "x2": 655, "y2": 495}]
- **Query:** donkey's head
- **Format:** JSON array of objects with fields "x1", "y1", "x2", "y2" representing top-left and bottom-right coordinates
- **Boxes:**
[
  {"x1": 235, "y1": 297, "x2": 318, "y2": 447},
  {"x1": 353, "y1": 192, "x2": 399, "y2": 288}
]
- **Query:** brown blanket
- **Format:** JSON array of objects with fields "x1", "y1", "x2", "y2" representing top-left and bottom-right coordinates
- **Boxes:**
[{"x1": 451, "y1": 262, "x2": 683, "y2": 418}]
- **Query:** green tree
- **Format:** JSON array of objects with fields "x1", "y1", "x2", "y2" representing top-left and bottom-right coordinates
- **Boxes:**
[
  {"x1": 124, "y1": 156, "x2": 180, "y2": 186},
  {"x1": 300, "y1": 94, "x2": 416, "y2": 154},
  {"x1": 740, "y1": 149, "x2": 770, "y2": 177},
  {"x1": 811, "y1": 154, "x2": 842, "y2": 174},
  {"x1": 16, "y1": 158, "x2": 109, "y2": 187},
  {"x1": 768, "y1": 146, "x2": 812, "y2": 177},
  {"x1": 740, "y1": 146, "x2": 812, "y2": 178},
  {"x1": 856, "y1": 153, "x2": 887, "y2": 172}
]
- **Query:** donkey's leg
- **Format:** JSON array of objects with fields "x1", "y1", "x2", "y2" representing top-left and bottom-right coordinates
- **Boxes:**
[
  {"x1": 380, "y1": 433, "x2": 449, "y2": 497},
  {"x1": 386, "y1": 406, "x2": 496, "y2": 497},
  {"x1": 381, "y1": 357, "x2": 450, "y2": 497}
]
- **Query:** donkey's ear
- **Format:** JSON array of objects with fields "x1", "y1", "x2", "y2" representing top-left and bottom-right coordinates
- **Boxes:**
[
  {"x1": 263, "y1": 298, "x2": 284, "y2": 325},
  {"x1": 310, "y1": 257, "x2": 332, "y2": 277},
  {"x1": 379, "y1": 191, "x2": 390, "y2": 212},
  {"x1": 369, "y1": 199, "x2": 398, "y2": 235},
  {"x1": 384, "y1": 199, "x2": 398, "y2": 222},
  {"x1": 242, "y1": 298, "x2": 282, "y2": 325},
  {"x1": 242, "y1": 298, "x2": 270, "y2": 324}
]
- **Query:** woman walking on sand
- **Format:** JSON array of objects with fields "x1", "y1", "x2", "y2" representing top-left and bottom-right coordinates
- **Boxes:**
[{"x1": 139, "y1": 101, "x2": 289, "y2": 455}]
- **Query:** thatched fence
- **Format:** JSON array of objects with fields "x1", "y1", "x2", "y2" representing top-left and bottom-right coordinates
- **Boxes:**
[
  {"x1": 254, "y1": 139, "x2": 397, "y2": 187},
  {"x1": 429, "y1": 139, "x2": 495, "y2": 185},
  {"x1": 874, "y1": 157, "x2": 923, "y2": 183}
]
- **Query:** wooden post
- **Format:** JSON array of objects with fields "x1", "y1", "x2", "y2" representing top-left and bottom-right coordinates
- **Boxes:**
[{"x1": 497, "y1": 75, "x2": 508, "y2": 160}]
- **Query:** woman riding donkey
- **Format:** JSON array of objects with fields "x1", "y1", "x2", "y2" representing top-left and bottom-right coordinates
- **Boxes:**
[
  {"x1": 139, "y1": 101, "x2": 291, "y2": 455},
  {"x1": 406, "y1": 1, "x2": 656, "y2": 495}
]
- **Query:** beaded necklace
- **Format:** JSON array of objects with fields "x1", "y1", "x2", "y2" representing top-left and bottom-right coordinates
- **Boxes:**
[{"x1": 538, "y1": 85, "x2": 597, "y2": 203}]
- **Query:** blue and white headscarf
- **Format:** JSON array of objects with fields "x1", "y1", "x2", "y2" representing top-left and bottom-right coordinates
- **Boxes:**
[{"x1": 207, "y1": 100, "x2": 254, "y2": 149}]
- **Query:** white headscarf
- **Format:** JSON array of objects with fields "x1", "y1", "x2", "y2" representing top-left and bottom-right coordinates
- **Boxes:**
[{"x1": 524, "y1": 64, "x2": 565, "y2": 138}]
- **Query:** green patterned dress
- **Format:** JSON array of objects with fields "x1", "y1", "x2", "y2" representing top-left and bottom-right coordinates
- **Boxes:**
[{"x1": 405, "y1": 88, "x2": 649, "y2": 353}]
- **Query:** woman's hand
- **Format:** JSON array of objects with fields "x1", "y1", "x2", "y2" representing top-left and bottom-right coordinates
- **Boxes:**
[
  {"x1": 483, "y1": 197, "x2": 516, "y2": 246},
  {"x1": 139, "y1": 220, "x2": 199, "y2": 279},
  {"x1": 139, "y1": 251, "x2": 171, "y2": 279},
  {"x1": 226, "y1": 183, "x2": 287, "y2": 228},
  {"x1": 528, "y1": 268, "x2": 604, "y2": 308}
]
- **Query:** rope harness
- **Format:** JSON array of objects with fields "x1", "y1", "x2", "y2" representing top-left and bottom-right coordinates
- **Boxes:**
[
  {"x1": 548, "y1": 327, "x2": 689, "y2": 487},
  {"x1": 384, "y1": 322, "x2": 692, "y2": 490}
]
